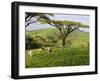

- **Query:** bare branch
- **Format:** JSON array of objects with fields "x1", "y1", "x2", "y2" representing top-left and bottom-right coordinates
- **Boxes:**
[
  {"x1": 25, "y1": 20, "x2": 38, "y2": 27},
  {"x1": 69, "y1": 25, "x2": 79, "y2": 33},
  {"x1": 25, "y1": 16, "x2": 33, "y2": 22}
]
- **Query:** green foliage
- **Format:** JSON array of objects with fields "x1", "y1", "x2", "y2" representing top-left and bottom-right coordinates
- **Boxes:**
[
  {"x1": 46, "y1": 32, "x2": 60, "y2": 43},
  {"x1": 25, "y1": 28, "x2": 89, "y2": 68},
  {"x1": 25, "y1": 35, "x2": 42, "y2": 50},
  {"x1": 26, "y1": 47, "x2": 89, "y2": 68},
  {"x1": 39, "y1": 20, "x2": 89, "y2": 27},
  {"x1": 26, "y1": 28, "x2": 89, "y2": 48}
]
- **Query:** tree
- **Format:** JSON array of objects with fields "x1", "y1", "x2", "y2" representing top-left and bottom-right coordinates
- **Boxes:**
[
  {"x1": 25, "y1": 13, "x2": 54, "y2": 27},
  {"x1": 45, "y1": 20, "x2": 80, "y2": 48},
  {"x1": 25, "y1": 13, "x2": 88, "y2": 48}
]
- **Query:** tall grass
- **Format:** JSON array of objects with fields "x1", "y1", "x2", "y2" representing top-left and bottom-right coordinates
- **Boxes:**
[{"x1": 25, "y1": 47, "x2": 89, "y2": 68}]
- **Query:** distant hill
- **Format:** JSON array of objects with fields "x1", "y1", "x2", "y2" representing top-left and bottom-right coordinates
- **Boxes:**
[{"x1": 26, "y1": 28, "x2": 89, "y2": 47}]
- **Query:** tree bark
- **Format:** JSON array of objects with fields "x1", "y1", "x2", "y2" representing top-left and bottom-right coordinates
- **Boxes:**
[{"x1": 62, "y1": 37, "x2": 66, "y2": 48}]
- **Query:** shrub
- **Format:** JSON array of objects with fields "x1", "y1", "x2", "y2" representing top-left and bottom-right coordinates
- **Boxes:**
[{"x1": 25, "y1": 35, "x2": 42, "y2": 50}]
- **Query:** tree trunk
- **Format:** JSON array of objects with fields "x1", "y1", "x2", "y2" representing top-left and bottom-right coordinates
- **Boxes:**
[{"x1": 62, "y1": 37, "x2": 66, "y2": 48}]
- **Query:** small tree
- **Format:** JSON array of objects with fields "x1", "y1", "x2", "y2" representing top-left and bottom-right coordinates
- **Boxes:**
[{"x1": 46, "y1": 20, "x2": 80, "y2": 48}]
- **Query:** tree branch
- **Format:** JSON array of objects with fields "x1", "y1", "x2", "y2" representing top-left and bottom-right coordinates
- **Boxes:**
[
  {"x1": 25, "y1": 16, "x2": 33, "y2": 22},
  {"x1": 25, "y1": 20, "x2": 38, "y2": 27}
]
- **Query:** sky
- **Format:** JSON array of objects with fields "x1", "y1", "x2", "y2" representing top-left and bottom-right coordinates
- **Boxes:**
[{"x1": 26, "y1": 13, "x2": 89, "y2": 31}]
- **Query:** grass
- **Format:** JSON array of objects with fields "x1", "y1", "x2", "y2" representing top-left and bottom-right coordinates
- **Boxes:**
[
  {"x1": 25, "y1": 47, "x2": 89, "y2": 68},
  {"x1": 25, "y1": 28, "x2": 89, "y2": 68}
]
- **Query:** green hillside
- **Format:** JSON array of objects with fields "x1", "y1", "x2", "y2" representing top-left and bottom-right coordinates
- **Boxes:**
[
  {"x1": 25, "y1": 28, "x2": 89, "y2": 68},
  {"x1": 26, "y1": 28, "x2": 89, "y2": 47}
]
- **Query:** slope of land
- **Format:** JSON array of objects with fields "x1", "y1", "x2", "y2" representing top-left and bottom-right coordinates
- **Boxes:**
[{"x1": 25, "y1": 28, "x2": 89, "y2": 68}]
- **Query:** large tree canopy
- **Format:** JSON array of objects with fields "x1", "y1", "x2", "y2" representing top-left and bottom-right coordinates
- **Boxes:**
[
  {"x1": 47, "y1": 20, "x2": 80, "y2": 48},
  {"x1": 40, "y1": 19, "x2": 89, "y2": 27},
  {"x1": 40, "y1": 20, "x2": 89, "y2": 48}
]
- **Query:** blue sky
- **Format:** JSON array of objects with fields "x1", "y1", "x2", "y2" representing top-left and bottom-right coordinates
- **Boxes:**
[
  {"x1": 50, "y1": 14, "x2": 89, "y2": 25},
  {"x1": 26, "y1": 13, "x2": 89, "y2": 31}
]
